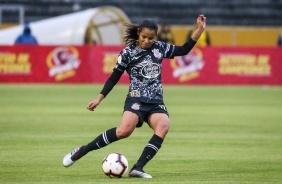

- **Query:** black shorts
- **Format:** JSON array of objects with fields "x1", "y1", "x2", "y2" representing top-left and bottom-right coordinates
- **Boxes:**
[{"x1": 123, "y1": 98, "x2": 169, "y2": 128}]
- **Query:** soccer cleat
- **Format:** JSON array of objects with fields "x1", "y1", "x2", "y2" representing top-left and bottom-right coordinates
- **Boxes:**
[
  {"x1": 63, "y1": 146, "x2": 81, "y2": 167},
  {"x1": 128, "y1": 165, "x2": 152, "y2": 179}
]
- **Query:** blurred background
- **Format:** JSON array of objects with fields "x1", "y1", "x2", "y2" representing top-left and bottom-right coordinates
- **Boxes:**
[
  {"x1": 0, "y1": 0, "x2": 281, "y2": 84},
  {"x1": 0, "y1": 0, "x2": 282, "y2": 46},
  {"x1": 0, "y1": 2, "x2": 282, "y2": 183}
]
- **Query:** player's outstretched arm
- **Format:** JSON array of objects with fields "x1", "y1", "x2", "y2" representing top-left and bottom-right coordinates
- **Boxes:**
[
  {"x1": 191, "y1": 14, "x2": 206, "y2": 41},
  {"x1": 171, "y1": 14, "x2": 207, "y2": 56},
  {"x1": 87, "y1": 94, "x2": 104, "y2": 111}
]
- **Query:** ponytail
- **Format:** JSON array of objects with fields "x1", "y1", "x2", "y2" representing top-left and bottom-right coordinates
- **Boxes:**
[
  {"x1": 124, "y1": 23, "x2": 139, "y2": 46},
  {"x1": 123, "y1": 18, "x2": 158, "y2": 46}
]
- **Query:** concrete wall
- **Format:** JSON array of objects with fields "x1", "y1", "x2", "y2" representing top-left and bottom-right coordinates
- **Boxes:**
[{"x1": 172, "y1": 26, "x2": 282, "y2": 46}]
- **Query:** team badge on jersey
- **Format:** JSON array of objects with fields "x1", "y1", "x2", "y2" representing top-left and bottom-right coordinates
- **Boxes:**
[
  {"x1": 131, "y1": 103, "x2": 140, "y2": 110},
  {"x1": 152, "y1": 49, "x2": 162, "y2": 59}
]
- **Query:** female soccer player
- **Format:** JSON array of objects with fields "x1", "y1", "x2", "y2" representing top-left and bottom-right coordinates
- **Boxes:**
[{"x1": 63, "y1": 14, "x2": 206, "y2": 178}]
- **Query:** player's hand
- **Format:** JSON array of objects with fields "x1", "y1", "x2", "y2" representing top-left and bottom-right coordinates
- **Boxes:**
[
  {"x1": 86, "y1": 99, "x2": 100, "y2": 111},
  {"x1": 191, "y1": 14, "x2": 206, "y2": 41},
  {"x1": 197, "y1": 14, "x2": 206, "y2": 30},
  {"x1": 87, "y1": 94, "x2": 104, "y2": 111}
]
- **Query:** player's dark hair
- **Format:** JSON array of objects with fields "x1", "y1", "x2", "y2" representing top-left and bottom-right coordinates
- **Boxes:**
[{"x1": 124, "y1": 18, "x2": 158, "y2": 46}]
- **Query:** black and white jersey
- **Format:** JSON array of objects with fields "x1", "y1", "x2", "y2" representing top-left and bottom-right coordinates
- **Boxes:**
[{"x1": 114, "y1": 41, "x2": 176, "y2": 103}]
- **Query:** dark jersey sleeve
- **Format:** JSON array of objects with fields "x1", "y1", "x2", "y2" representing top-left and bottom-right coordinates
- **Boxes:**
[
  {"x1": 173, "y1": 38, "x2": 196, "y2": 56},
  {"x1": 164, "y1": 38, "x2": 196, "y2": 58},
  {"x1": 100, "y1": 49, "x2": 130, "y2": 97},
  {"x1": 100, "y1": 69, "x2": 123, "y2": 97}
]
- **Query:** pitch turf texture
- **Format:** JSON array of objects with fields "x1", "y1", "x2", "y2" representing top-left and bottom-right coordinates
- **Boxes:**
[{"x1": 1, "y1": 84, "x2": 281, "y2": 184}]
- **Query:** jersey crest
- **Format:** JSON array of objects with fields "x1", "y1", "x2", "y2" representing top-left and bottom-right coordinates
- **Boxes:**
[
  {"x1": 152, "y1": 49, "x2": 162, "y2": 59},
  {"x1": 131, "y1": 103, "x2": 140, "y2": 110}
]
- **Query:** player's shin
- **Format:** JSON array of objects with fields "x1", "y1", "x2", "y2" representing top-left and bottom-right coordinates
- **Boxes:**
[
  {"x1": 72, "y1": 127, "x2": 119, "y2": 161},
  {"x1": 135, "y1": 134, "x2": 163, "y2": 168}
]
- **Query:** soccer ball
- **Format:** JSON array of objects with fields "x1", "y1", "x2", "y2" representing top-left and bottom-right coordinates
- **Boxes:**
[{"x1": 102, "y1": 153, "x2": 128, "y2": 178}]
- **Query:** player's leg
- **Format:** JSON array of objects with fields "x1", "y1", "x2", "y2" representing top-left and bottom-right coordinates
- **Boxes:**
[
  {"x1": 129, "y1": 112, "x2": 169, "y2": 178},
  {"x1": 63, "y1": 111, "x2": 139, "y2": 167},
  {"x1": 116, "y1": 111, "x2": 139, "y2": 139}
]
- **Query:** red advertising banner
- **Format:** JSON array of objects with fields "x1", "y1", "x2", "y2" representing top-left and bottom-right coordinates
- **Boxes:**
[
  {"x1": 0, "y1": 45, "x2": 93, "y2": 83},
  {"x1": 162, "y1": 47, "x2": 282, "y2": 85},
  {"x1": 0, "y1": 45, "x2": 281, "y2": 85}
]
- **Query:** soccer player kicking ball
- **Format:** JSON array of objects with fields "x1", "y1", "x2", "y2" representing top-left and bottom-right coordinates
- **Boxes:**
[{"x1": 63, "y1": 14, "x2": 206, "y2": 178}]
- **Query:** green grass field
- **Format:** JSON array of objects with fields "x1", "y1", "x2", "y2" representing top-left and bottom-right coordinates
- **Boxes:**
[{"x1": 0, "y1": 84, "x2": 281, "y2": 184}]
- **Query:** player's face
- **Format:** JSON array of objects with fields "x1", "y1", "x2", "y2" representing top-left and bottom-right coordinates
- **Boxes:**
[{"x1": 137, "y1": 28, "x2": 157, "y2": 49}]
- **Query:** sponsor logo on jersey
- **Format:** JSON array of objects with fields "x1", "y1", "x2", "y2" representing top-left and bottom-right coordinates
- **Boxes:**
[
  {"x1": 46, "y1": 47, "x2": 80, "y2": 81},
  {"x1": 141, "y1": 63, "x2": 160, "y2": 79},
  {"x1": 131, "y1": 103, "x2": 140, "y2": 110},
  {"x1": 129, "y1": 90, "x2": 141, "y2": 97}
]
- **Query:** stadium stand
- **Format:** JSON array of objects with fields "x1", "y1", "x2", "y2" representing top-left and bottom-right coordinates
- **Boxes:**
[{"x1": 0, "y1": 0, "x2": 282, "y2": 25}]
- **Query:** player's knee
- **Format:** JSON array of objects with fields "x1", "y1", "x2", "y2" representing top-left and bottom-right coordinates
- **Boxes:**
[
  {"x1": 116, "y1": 127, "x2": 133, "y2": 139},
  {"x1": 155, "y1": 121, "x2": 170, "y2": 137},
  {"x1": 161, "y1": 121, "x2": 170, "y2": 135}
]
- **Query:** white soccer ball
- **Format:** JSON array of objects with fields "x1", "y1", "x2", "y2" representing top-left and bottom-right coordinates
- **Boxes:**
[{"x1": 102, "y1": 153, "x2": 129, "y2": 178}]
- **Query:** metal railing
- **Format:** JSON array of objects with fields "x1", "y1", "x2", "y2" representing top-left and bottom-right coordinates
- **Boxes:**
[{"x1": 0, "y1": 5, "x2": 25, "y2": 27}]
